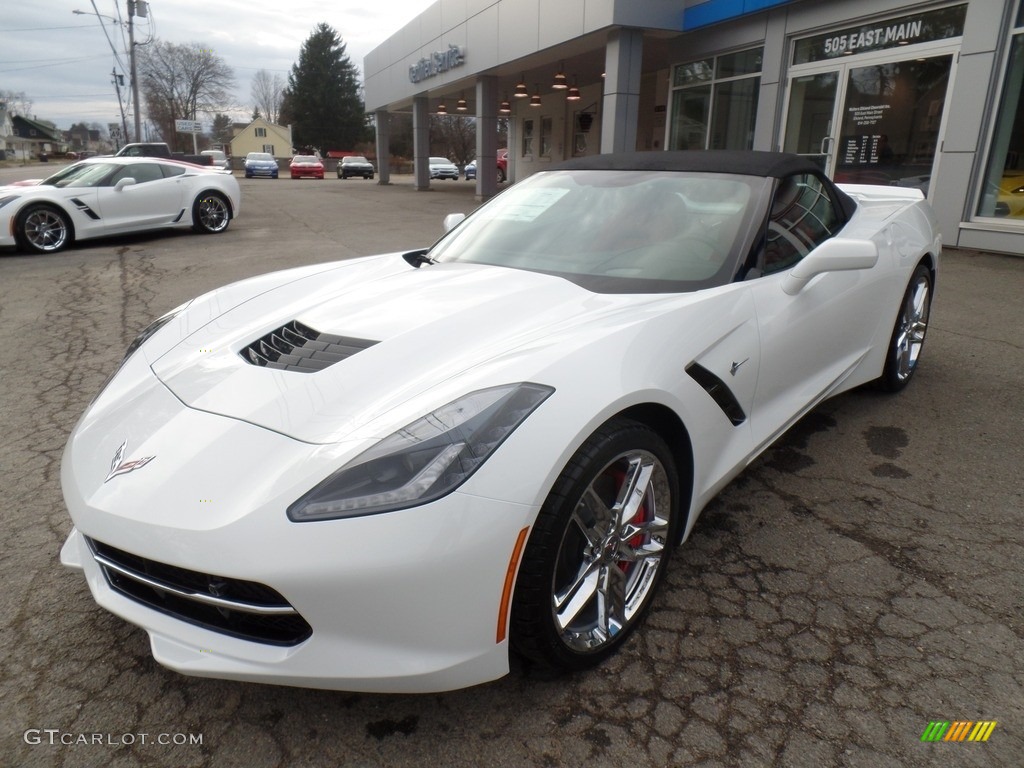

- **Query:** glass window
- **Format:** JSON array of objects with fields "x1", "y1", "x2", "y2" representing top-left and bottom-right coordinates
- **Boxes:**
[
  {"x1": 670, "y1": 48, "x2": 762, "y2": 151},
  {"x1": 711, "y1": 79, "x2": 759, "y2": 150},
  {"x1": 108, "y1": 163, "x2": 164, "y2": 185},
  {"x1": 161, "y1": 164, "x2": 186, "y2": 178},
  {"x1": 977, "y1": 14, "x2": 1024, "y2": 221},
  {"x1": 764, "y1": 174, "x2": 841, "y2": 274},
  {"x1": 429, "y1": 169, "x2": 769, "y2": 294},
  {"x1": 833, "y1": 55, "x2": 953, "y2": 189},
  {"x1": 540, "y1": 116, "x2": 552, "y2": 157},
  {"x1": 717, "y1": 49, "x2": 763, "y2": 78},
  {"x1": 255, "y1": 127, "x2": 267, "y2": 137},
  {"x1": 522, "y1": 118, "x2": 534, "y2": 157},
  {"x1": 673, "y1": 59, "x2": 713, "y2": 87}
]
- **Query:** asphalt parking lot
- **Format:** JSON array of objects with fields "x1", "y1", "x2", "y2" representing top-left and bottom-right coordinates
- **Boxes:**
[{"x1": 1, "y1": 164, "x2": 1022, "y2": 768}]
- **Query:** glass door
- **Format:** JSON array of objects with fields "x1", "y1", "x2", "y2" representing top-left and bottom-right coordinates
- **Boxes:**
[
  {"x1": 833, "y1": 55, "x2": 954, "y2": 193},
  {"x1": 783, "y1": 53, "x2": 956, "y2": 189},
  {"x1": 782, "y1": 71, "x2": 841, "y2": 172}
]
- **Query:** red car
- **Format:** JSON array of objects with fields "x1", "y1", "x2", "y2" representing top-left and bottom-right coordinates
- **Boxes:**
[
  {"x1": 289, "y1": 155, "x2": 324, "y2": 179},
  {"x1": 497, "y1": 149, "x2": 508, "y2": 183}
]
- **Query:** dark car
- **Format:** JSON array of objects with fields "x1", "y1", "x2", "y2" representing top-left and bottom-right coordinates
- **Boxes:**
[
  {"x1": 244, "y1": 152, "x2": 279, "y2": 179},
  {"x1": 338, "y1": 156, "x2": 375, "y2": 180}
]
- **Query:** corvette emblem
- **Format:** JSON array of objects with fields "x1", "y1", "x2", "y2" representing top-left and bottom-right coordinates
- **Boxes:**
[{"x1": 104, "y1": 440, "x2": 155, "y2": 483}]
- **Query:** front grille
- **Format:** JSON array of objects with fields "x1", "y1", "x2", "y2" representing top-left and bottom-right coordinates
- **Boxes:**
[
  {"x1": 240, "y1": 319, "x2": 377, "y2": 373},
  {"x1": 86, "y1": 537, "x2": 312, "y2": 646}
]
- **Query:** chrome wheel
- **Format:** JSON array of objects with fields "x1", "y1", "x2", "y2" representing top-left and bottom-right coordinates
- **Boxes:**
[
  {"x1": 893, "y1": 273, "x2": 930, "y2": 382},
  {"x1": 553, "y1": 449, "x2": 671, "y2": 652},
  {"x1": 193, "y1": 193, "x2": 230, "y2": 233},
  {"x1": 880, "y1": 264, "x2": 932, "y2": 391},
  {"x1": 19, "y1": 206, "x2": 71, "y2": 253},
  {"x1": 511, "y1": 419, "x2": 678, "y2": 670}
]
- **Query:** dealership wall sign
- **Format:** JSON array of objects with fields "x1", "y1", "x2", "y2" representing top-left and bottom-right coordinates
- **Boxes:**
[
  {"x1": 409, "y1": 45, "x2": 465, "y2": 83},
  {"x1": 793, "y1": 5, "x2": 967, "y2": 64}
]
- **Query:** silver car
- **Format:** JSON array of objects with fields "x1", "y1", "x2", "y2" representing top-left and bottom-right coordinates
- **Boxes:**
[{"x1": 429, "y1": 157, "x2": 459, "y2": 180}]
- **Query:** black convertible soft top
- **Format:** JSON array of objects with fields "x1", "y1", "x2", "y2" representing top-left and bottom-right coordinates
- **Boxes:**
[{"x1": 553, "y1": 150, "x2": 822, "y2": 179}]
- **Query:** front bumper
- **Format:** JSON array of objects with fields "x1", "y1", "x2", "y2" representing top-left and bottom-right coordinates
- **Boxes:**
[{"x1": 60, "y1": 380, "x2": 535, "y2": 692}]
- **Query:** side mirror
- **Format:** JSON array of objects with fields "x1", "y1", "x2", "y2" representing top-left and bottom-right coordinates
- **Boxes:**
[
  {"x1": 443, "y1": 213, "x2": 466, "y2": 232},
  {"x1": 782, "y1": 237, "x2": 879, "y2": 295},
  {"x1": 114, "y1": 177, "x2": 136, "y2": 192}
]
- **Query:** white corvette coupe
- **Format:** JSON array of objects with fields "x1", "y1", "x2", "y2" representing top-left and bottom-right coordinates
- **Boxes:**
[
  {"x1": 0, "y1": 156, "x2": 239, "y2": 254},
  {"x1": 60, "y1": 151, "x2": 939, "y2": 692}
]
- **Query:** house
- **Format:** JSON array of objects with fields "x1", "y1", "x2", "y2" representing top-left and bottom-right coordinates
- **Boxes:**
[
  {"x1": 10, "y1": 115, "x2": 64, "y2": 160},
  {"x1": 65, "y1": 123, "x2": 102, "y2": 154},
  {"x1": 228, "y1": 117, "x2": 293, "y2": 159}
]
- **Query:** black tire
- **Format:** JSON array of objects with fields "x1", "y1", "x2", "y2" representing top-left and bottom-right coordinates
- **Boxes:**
[
  {"x1": 511, "y1": 419, "x2": 679, "y2": 671},
  {"x1": 16, "y1": 204, "x2": 73, "y2": 254},
  {"x1": 191, "y1": 192, "x2": 231, "y2": 234},
  {"x1": 878, "y1": 263, "x2": 932, "y2": 392}
]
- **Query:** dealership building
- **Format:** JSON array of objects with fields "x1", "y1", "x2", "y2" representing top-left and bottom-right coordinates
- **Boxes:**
[{"x1": 364, "y1": 0, "x2": 1024, "y2": 256}]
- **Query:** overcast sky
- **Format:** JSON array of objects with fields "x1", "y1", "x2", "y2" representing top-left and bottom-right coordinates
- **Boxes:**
[{"x1": 1, "y1": 0, "x2": 437, "y2": 131}]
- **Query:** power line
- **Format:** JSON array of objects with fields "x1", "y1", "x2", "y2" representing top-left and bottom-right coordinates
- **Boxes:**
[{"x1": 0, "y1": 55, "x2": 110, "y2": 73}]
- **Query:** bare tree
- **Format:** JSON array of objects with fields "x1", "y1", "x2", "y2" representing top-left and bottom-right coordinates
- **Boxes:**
[
  {"x1": 251, "y1": 69, "x2": 285, "y2": 124},
  {"x1": 0, "y1": 90, "x2": 33, "y2": 116},
  {"x1": 138, "y1": 40, "x2": 234, "y2": 148},
  {"x1": 431, "y1": 115, "x2": 476, "y2": 165}
]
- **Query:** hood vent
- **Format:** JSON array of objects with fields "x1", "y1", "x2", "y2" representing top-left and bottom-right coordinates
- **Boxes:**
[{"x1": 240, "y1": 320, "x2": 378, "y2": 373}]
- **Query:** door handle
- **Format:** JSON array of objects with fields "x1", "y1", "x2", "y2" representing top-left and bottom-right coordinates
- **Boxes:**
[{"x1": 820, "y1": 135, "x2": 834, "y2": 156}]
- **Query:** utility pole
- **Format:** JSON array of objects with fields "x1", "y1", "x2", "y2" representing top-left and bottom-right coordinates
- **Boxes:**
[
  {"x1": 112, "y1": 68, "x2": 128, "y2": 148},
  {"x1": 128, "y1": 0, "x2": 142, "y2": 142}
]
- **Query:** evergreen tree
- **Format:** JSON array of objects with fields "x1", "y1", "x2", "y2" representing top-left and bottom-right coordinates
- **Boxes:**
[{"x1": 285, "y1": 23, "x2": 365, "y2": 154}]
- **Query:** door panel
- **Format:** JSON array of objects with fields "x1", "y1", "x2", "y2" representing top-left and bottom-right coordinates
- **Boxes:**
[
  {"x1": 96, "y1": 166, "x2": 186, "y2": 232},
  {"x1": 748, "y1": 266, "x2": 889, "y2": 451}
]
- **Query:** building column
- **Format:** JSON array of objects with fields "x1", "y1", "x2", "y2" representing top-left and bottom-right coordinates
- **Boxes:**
[
  {"x1": 413, "y1": 94, "x2": 431, "y2": 191},
  {"x1": 601, "y1": 28, "x2": 644, "y2": 154},
  {"x1": 374, "y1": 109, "x2": 391, "y2": 185},
  {"x1": 475, "y1": 75, "x2": 498, "y2": 200}
]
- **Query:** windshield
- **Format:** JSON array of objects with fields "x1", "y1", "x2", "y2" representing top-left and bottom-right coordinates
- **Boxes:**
[
  {"x1": 247, "y1": 153, "x2": 273, "y2": 161},
  {"x1": 429, "y1": 169, "x2": 770, "y2": 293},
  {"x1": 293, "y1": 156, "x2": 318, "y2": 163},
  {"x1": 41, "y1": 162, "x2": 119, "y2": 188},
  {"x1": 346, "y1": 157, "x2": 368, "y2": 163}
]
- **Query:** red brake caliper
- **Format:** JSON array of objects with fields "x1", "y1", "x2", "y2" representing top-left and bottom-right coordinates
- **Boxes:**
[{"x1": 612, "y1": 469, "x2": 647, "y2": 573}]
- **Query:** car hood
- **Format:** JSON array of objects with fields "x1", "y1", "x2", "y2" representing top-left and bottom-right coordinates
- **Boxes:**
[{"x1": 150, "y1": 256, "x2": 672, "y2": 444}]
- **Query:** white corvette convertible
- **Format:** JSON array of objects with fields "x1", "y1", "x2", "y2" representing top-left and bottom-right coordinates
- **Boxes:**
[
  {"x1": 0, "y1": 156, "x2": 239, "y2": 254},
  {"x1": 60, "y1": 151, "x2": 939, "y2": 692}
]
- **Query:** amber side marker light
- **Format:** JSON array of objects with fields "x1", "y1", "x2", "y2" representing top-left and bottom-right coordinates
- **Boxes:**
[{"x1": 496, "y1": 527, "x2": 530, "y2": 643}]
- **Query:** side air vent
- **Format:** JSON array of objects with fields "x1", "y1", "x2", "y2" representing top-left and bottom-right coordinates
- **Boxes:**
[
  {"x1": 240, "y1": 320, "x2": 378, "y2": 373},
  {"x1": 686, "y1": 362, "x2": 747, "y2": 426}
]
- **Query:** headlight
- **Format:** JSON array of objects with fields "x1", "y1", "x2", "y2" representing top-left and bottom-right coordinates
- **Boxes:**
[{"x1": 288, "y1": 383, "x2": 554, "y2": 522}]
